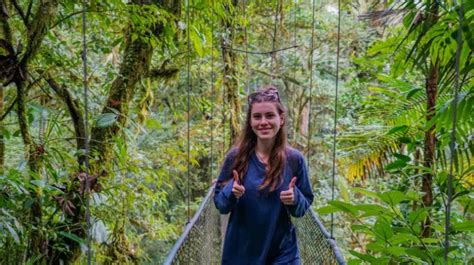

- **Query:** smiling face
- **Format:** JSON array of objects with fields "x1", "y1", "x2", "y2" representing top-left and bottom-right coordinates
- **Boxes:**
[{"x1": 250, "y1": 102, "x2": 284, "y2": 143}]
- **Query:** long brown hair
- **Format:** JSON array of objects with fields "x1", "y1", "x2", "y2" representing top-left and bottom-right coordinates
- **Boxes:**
[{"x1": 231, "y1": 85, "x2": 288, "y2": 192}]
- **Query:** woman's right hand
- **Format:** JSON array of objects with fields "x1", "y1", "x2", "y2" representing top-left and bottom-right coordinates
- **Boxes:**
[{"x1": 232, "y1": 170, "x2": 245, "y2": 199}]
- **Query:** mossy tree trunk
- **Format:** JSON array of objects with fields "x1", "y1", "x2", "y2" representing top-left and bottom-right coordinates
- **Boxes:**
[
  {"x1": 0, "y1": 2, "x2": 11, "y2": 174},
  {"x1": 0, "y1": 84, "x2": 3, "y2": 173},
  {"x1": 51, "y1": 0, "x2": 180, "y2": 263},
  {"x1": 222, "y1": 0, "x2": 241, "y2": 145},
  {"x1": 89, "y1": 0, "x2": 180, "y2": 165}
]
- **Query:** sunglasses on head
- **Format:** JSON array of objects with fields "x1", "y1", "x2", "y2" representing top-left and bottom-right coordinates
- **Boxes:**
[{"x1": 247, "y1": 87, "x2": 281, "y2": 105}]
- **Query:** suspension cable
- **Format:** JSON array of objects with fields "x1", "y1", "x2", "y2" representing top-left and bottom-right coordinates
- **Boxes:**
[
  {"x1": 242, "y1": 0, "x2": 249, "y2": 94},
  {"x1": 210, "y1": 0, "x2": 215, "y2": 182},
  {"x1": 445, "y1": 0, "x2": 463, "y2": 261},
  {"x1": 81, "y1": 1, "x2": 92, "y2": 264},
  {"x1": 306, "y1": 0, "x2": 316, "y2": 165},
  {"x1": 330, "y1": 0, "x2": 342, "y2": 237},
  {"x1": 186, "y1": 0, "x2": 191, "y2": 225},
  {"x1": 289, "y1": 0, "x2": 298, "y2": 140}
]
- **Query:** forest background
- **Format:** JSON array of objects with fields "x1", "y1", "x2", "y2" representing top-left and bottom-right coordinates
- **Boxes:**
[{"x1": 0, "y1": 0, "x2": 472, "y2": 264}]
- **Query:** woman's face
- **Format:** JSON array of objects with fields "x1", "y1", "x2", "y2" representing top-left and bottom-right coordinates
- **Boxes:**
[{"x1": 250, "y1": 102, "x2": 284, "y2": 142}]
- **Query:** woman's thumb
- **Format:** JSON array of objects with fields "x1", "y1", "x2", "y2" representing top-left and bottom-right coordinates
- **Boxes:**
[
  {"x1": 289, "y1": 177, "x2": 297, "y2": 189},
  {"x1": 233, "y1": 170, "x2": 239, "y2": 183}
]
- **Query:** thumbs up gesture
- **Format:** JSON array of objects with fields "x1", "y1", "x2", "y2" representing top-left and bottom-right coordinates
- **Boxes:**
[
  {"x1": 280, "y1": 177, "x2": 297, "y2": 205},
  {"x1": 232, "y1": 170, "x2": 245, "y2": 199}
]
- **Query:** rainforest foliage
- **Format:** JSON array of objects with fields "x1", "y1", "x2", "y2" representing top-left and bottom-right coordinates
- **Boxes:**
[{"x1": 0, "y1": 0, "x2": 472, "y2": 264}]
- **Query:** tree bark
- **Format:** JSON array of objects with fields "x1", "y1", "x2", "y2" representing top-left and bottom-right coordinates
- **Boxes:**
[
  {"x1": 421, "y1": 1, "x2": 439, "y2": 238},
  {"x1": 222, "y1": 0, "x2": 241, "y2": 144},
  {"x1": 0, "y1": 83, "x2": 3, "y2": 173},
  {"x1": 0, "y1": 0, "x2": 12, "y2": 173},
  {"x1": 422, "y1": 60, "x2": 439, "y2": 237},
  {"x1": 16, "y1": 79, "x2": 45, "y2": 260},
  {"x1": 90, "y1": 0, "x2": 180, "y2": 164},
  {"x1": 20, "y1": 0, "x2": 58, "y2": 68},
  {"x1": 89, "y1": 36, "x2": 153, "y2": 162}
]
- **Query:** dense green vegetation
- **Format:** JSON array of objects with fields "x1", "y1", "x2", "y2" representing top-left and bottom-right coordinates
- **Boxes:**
[{"x1": 0, "y1": 0, "x2": 472, "y2": 264}]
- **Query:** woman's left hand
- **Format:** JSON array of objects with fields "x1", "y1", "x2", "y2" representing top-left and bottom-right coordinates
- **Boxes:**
[{"x1": 280, "y1": 177, "x2": 297, "y2": 205}]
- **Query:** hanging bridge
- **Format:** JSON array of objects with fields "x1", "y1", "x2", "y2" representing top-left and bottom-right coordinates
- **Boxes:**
[{"x1": 163, "y1": 186, "x2": 346, "y2": 264}]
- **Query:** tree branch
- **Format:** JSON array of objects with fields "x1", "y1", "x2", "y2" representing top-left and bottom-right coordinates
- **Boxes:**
[
  {"x1": 11, "y1": 0, "x2": 28, "y2": 26},
  {"x1": 0, "y1": 96, "x2": 16, "y2": 121},
  {"x1": 25, "y1": 0, "x2": 33, "y2": 23},
  {"x1": 20, "y1": 0, "x2": 58, "y2": 68},
  {"x1": 45, "y1": 75, "x2": 87, "y2": 166}
]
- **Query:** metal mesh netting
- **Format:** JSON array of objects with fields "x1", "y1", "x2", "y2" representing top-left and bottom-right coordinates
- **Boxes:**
[
  {"x1": 292, "y1": 211, "x2": 345, "y2": 264},
  {"x1": 164, "y1": 187, "x2": 223, "y2": 265},
  {"x1": 164, "y1": 186, "x2": 345, "y2": 265}
]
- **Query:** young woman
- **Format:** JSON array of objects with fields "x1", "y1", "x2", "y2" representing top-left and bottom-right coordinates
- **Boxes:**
[{"x1": 214, "y1": 85, "x2": 314, "y2": 265}]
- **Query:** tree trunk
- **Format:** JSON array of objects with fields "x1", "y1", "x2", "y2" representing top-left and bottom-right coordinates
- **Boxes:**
[
  {"x1": 16, "y1": 80, "x2": 45, "y2": 261},
  {"x1": 222, "y1": 0, "x2": 241, "y2": 144},
  {"x1": 422, "y1": 60, "x2": 439, "y2": 237},
  {"x1": 421, "y1": 1, "x2": 439, "y2": 238},
  {"x1": 0, "y1": 0, "x2": 12, "y2": 174},
  {"x1": 0, "y1": 83, "x2": 4, "y2": 173},
  {"x1": 90, "y1": 0, "x2": 180, "y2": 164}
]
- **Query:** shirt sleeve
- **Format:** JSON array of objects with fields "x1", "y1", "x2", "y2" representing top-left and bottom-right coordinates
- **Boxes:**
[
  {"x1": 286, "y1": 151, "x2": 314, "y2": 217},
  {"x1": 214, "y1": 149, "x2": 238, "y2": 214}
]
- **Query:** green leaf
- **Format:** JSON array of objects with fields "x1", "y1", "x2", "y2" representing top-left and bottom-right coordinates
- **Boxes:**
[
  {"x1": 389, "y1": 233, "x2": 418, "y2": 245},
  {"x1": 366, "y1": 241, "x2": 385, "y2": 252},
  {"x1": 317, "y1": 205, "x2": 338, "y2": 215},
  {"x1": 384, "y1": 160, "x2": 407, "y2": 171},
  {"x1": 328, "y1": 201, "x2": 359, "y2": 216},
  {"x1": 58, "y1": 231, "x2": 84, "y2": 244},
  {"x1": 379, "y1": 191, "x2": 408, "y2": 206},
  {"x1": 452, "y1": 221, "x2": 474, "y2": 232},
  {"x1": 398, "y1": 136, "x2": 412, "y2": 144},
  {"x1": 452, "y1": 190, "x2": 471, "y2": 201},
  {"x1": 190, "y1": 26, "x2": 204, "y2": 56},
  {"x1": 352, "y1": 188, "x2": 379, "y2": 199},
  {"x1": 355, "y1": 204, "x2": 388, "y2": 213},
  {"x1": 6, "y1": 223, "x2": 20, "y2": 244},
  {"x1": 406, "y1": 247, "x2": 431, "y2": 260},
  {"x1": 348, "y1": 250, "x2": 377, "y2": 262},
  {"x1": 386, "y1": 125, "x2": 408, "y2": 135},
  {"x1": 385, "y1": 246, "x2": 406, "y2": 256},
  {"x1": 374, "y1": 219, "x2": 393, "y2": 241},
  {"x1": 406, "y1": 88, "x2": 422, "y2": 100},
  {"x1": 96, "y1": 113, "x2": 118, "y2": 128},
  {"x1": 347, "y1": 259, "x2": 363, "y2": 265},
  {"x1": 393, "y1": 153, "x2": 410, "y2": 162},
  {"x1": 421, "y1": 237, "x2": 439, "y2": 244},
  {"x1": 408, "y1": 208, "x2": 429, "y2": 224}
]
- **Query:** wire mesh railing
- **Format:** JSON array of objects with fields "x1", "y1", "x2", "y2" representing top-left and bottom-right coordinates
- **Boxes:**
[
  {"x1": 292, "y1": 209, "x2": 346, "y2": 264},
  {"x1": 164, "y1": 186, "x2": 346, "y2": 264}
]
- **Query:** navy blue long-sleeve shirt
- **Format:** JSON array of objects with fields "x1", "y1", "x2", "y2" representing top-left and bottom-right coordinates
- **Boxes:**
[{"x1": 214, "y1": 147, "x2": 314, "y2": 265}]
